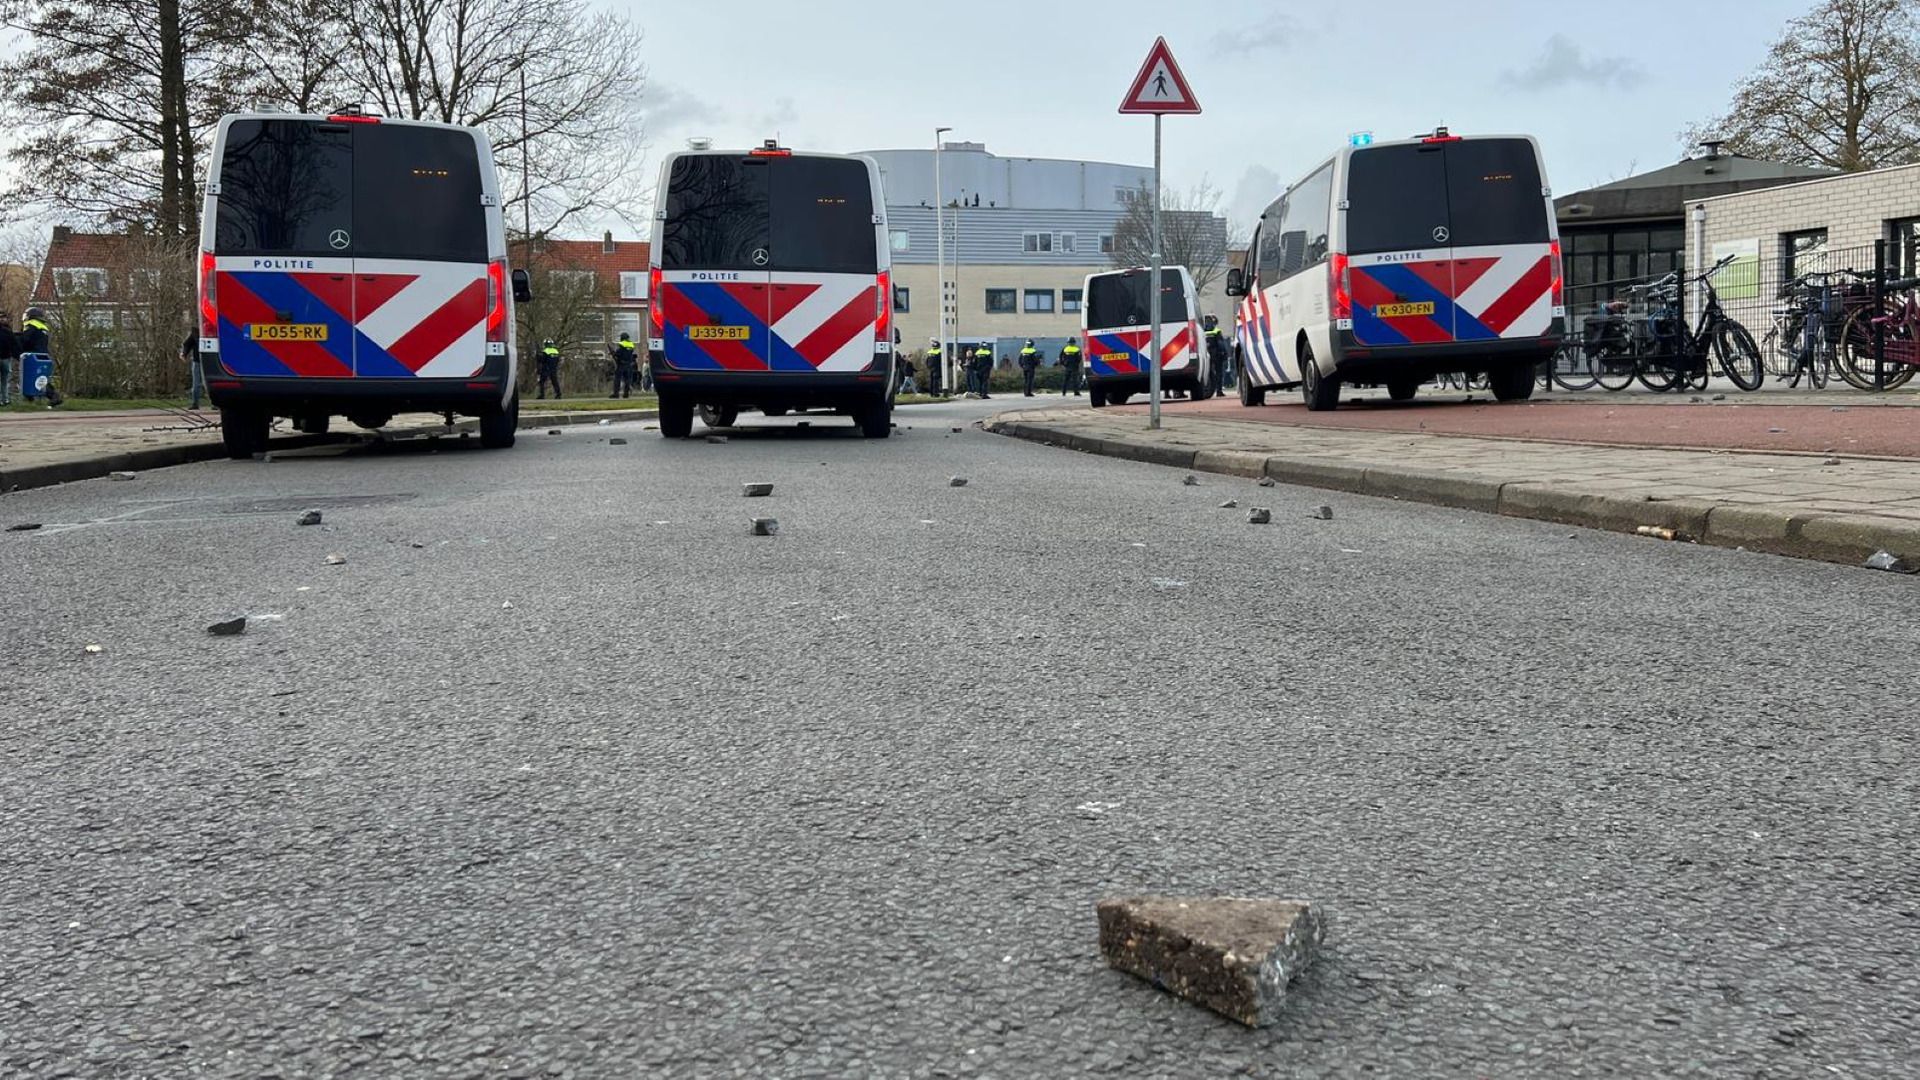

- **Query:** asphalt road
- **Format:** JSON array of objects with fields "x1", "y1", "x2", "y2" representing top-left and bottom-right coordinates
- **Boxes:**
[{"x1": 3, "y1": 398, "x2": 1916, "y2": 1078}]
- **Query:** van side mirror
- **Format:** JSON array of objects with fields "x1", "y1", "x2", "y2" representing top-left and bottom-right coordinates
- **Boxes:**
[
  {"x1": 511, "y1": 268, "x2": 533, "y2": 303},
  {"x1": 1224, "y1": 267, "x2": 1246, "y2": 297}
]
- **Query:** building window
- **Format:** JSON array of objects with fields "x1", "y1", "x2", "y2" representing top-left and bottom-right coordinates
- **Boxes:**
[
  {"x1": 83, "y1": 308, "x2": 114, "y2": 329},
  {"x1": 890, "y1": 229, "x2": 911, "y2": 253},
  {"x1": 893, "y1": 286, "x2": 910, "y2": 313},
  {"x1": 1062, "y1": 288, "x2": 1082, "y2": 314},
  {"x1": 1099, "y1": 234, "x2": 1115, "y2": 255},
  {"x1": 1022, "y1": 231, "x2": 1054, "y2": 254},
  {"x1": 985, "y1": 288, "x2": 1016, "y2": 314},
  {"x1": 1781, "y1": 228, "x2": 1829, "y2": 281},
  {"x1": 1059, "y1": 232, "x2": 1076, "y2": 254},
  {"x1": 612, "y1": 312, "x2": 642, "y2": 342},
  {"x1": 552, "y1": 269, "x2": 597, "y2": 294},
  {"x1": 54, "y1": 267, "x2": 108, "y2": 297},
  {"x1": 578, "y1": 314, "x2": 605, "y2": 343},
  {"x1": 1890, "y1": 218, "x2": 1920, "y2": 278},
  {"x1": 619, "y1": 271, "x2": 646, "y2": 300},
  {"x1": 1023, "y1": 289, "x2": 1055, "y2": 313}
]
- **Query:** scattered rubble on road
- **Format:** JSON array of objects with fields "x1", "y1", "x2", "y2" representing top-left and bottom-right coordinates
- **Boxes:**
[
  {"x1": 609, "y1": 437, "x2": 628, "y2": 445},
  {"x1": 1257, "y1": 477, "x2": 1276, "y2": 487},
  {"x1": 296, "y1": 510, "x2": 323, "y2": 527},
  {"x1": 1247, "y1": 508, "x2": 1272, "y2": 524},
  {"x1": 324, "y1": 553, "x2": 348, "y2": 565},
  {"x1": 751, "y1": 517, "x2": 779, "y2": 536},
  {"x1": 8, "y1": 523, "x2": 42, "y2": 532},
  {"x1": 1097, "y1": 896, "x2": 1323, "y2": 1028},
  {"x1": 1865, "y1": 550, "x2": 1914, "y2": 574},
  {"x1": 1182, "y1": 475, "x2": 1200, "y2": 486},
  {"x1": 597, "y1": 419, "x2": 612, "y2": 426},
  {"x1": 707, "y1": 435, "x2": 729, "y2": 444},
  {"x1": 951, "y1": 427, "x2": 964, "y2": 434},
  {"x1": 1310, "y1": 505, "x2": 1334, "y2": 521},
  {"x1": 1219, "y1": 500, "x2": 1238, "y2": 509},
  {"x1": 743, "y1": 483, "x2": 774, "y2": 498},
  {"x1": 206, "y1": 616, "x2": 247, "y2": 637},
  {"x1": 548, "y1": 429, "x2": 562, "y2": 435},
  {"x1": 949, "y1": 476, "x2": 969, "y2": 487},
  {"x1": 1635, "y1": 525, "x2": 1680, "y2": 542},
  {"x1": 109, "y1": 471, "x2": 136, "y2": 481},
  {"x1": 83, "y1": 644, "x2": 104, "y2": 655}
]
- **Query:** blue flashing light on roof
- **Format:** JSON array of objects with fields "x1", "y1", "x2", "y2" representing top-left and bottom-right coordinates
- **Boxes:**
[{"x1": 1348, "y1": 131, "x2": 1373, "y2": 148}]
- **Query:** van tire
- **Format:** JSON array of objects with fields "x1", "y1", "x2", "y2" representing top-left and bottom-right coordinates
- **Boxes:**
[
  {"x1": 1191, "y1": 372, "x2": 1215, "y2": 401},
  {"x1": 1089, "y1": 387, "x2": 1106, "y2": 408},
  {"x1": 1488, "y1": 364, "x2": 1535, "y2": 402},
  {"x1": 698, "y1": 404, "x2": 739, "y2": 429},
  {"x1": 1387, "y1": 378, "x2": 1419, "y2": 402},
  {"x1": 659, "y1": 394, "x2": 694, "y2": 438},
  {"x1": 1107, "y1": 390, "x2": 1131, "y2": 407},
  {"x1": 855, "y1": 398, "x2": 892, "y2": 439},
  {"x1": 479, "y1": 393, "x2": 519, "y2": 449},
  {"x1": 294, "y1": 414, "x2": 331, "y2": 435},
  {"x1": 221, "y1": 407, "x2": 270, "y2": 459},
  {"x1": 1300, "y1": 345, "x2": 1340, "y2": 411},
  {"x1": 1238, "y1": 375, "x2": 1265, "y2": 407}
]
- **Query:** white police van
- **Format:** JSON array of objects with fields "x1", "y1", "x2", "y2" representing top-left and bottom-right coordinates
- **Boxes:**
[
  {"x1": 1080, "y1": 265, "x2": 1214, "y2": 407},
  {"x1": 648, "y1": 141, "x2": 895, "y2": 438},
  {"x1": 1227, "y1": 130, "x2": 1563, "y2": 410},
  {"x1": 197, "y1": 110, "x2": 529, "y2": 457}
]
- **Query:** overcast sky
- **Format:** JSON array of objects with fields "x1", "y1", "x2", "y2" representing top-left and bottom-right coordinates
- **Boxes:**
[{"x1": 625, "y1": 0, "x2": 1812, "y2": 238}]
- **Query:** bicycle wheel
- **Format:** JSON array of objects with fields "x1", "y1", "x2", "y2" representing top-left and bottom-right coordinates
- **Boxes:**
[
  {"x1": 1761, "y1": 319, "x2": 1797, "y2": 379},
  {"x1": 1551, "y1": 343, "x2": 1597, "y2": 391},
  {"x1": 1714, "y1": 321, "x2": 1764, "y2": 391},
  {"x1": 1636, "y1": 358, "x2": 1680, "y2": 392},
  {"x1": 1591, "y1": 345, "x2": 1635, "y2": 391},
  {"x1": 1836, "y1": 308, "x2": 1897, "y2": 390}
]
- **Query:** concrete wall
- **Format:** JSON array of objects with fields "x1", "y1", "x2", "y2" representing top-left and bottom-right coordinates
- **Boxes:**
[{"x1": 862, "y1": 144, "x2": 1152, "y2": 212}]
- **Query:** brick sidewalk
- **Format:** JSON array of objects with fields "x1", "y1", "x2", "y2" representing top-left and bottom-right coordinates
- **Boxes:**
[{"x1": 984, "y1": 407, "x2": 1920, "y2": 570}]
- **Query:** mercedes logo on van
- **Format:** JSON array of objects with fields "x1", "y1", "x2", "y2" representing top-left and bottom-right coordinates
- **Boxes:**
[
  {"x1": 329, "y1": 229, "x2": 351, "y2": 250},
  {"x1": 1432, "y1": 226, "x2": 1450, "y2": 244},
  {"x1": 751, "y1": 248, "x2": 769, "y2": 266}
]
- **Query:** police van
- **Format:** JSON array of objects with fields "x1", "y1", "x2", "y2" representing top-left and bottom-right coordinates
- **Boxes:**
[
  {"x1": 197, "y1": 110, "x2": 529, "y2": 457},
  {"x1": 648, "y1": 142, "x2": 895, "y2": 438},
  {"x1": 1227, "y1": 130, "x2": 1563, "y2": 410},
  {"x1": 1081, "y1": 265, "x2": 1214, "y2": 407}
]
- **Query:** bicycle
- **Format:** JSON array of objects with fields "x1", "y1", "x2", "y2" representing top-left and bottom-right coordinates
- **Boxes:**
[
  {"x1": 1838, "y1": 276, "x2": 1920, "y2": 391},
  {"x1": 1763, "y1": 270, "x2": 1871, "y2": 390},
  {"x1": 1624, "y1": 254, "x2": 1765, "y2": 393}
]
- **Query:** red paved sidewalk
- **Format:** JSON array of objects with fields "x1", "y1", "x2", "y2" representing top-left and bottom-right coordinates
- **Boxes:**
[{"x1": 1110, "y1": 395, "x2": 1920, "y2": 459}]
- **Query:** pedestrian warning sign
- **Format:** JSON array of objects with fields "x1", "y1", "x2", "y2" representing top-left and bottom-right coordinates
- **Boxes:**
[{"x1": 1118, "y1": 37, "x2": 1201, "y2": 115}]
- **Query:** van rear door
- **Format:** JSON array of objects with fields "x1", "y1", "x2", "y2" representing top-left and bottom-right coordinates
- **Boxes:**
[
  {"x1": 1085, "y1": 269, "x2": 1191, "y2": 376},
  {"x1": 1345, "y1": 139, "x2": 1554, "y2": 347},
  {"x1": 765, "y1": 156, "x2": 881, "y2": 372},
  {"x1": 212, "y1": 119, "x2": 356, "y2": 377},
  {"x1": 657, "y1": 155, "x2": 774, "y2": 371}
]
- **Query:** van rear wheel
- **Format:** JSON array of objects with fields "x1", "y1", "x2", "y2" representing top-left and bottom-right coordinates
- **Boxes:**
[
  {"x1": 479, "y1": 392, "x2": 518, "y2": 449},
  {"x1": 1387, "y1": 378, "x2": 1419, "y2": 402},
  {"x1": 1089, "y1": 387, "x2": 1106, "y2": 408},
  {"x1": 1107, "y1": 390, "x2": 1131, "y2": 407},
  {"x1": 698, "y1": 404, "x2": 739, "y2": 429},
  {"x1": 1488, "y1": 364, "x2": 1536, "y2": 402},
  {"x1": 855, "y1": 398, "x2": 892, "y2": 439},
  {"x1": 659, "y1": 394, "x2": 693, "y2": 438},
  {"x1": 220, "y1": 407, "x2": 270, "y2": 459}
]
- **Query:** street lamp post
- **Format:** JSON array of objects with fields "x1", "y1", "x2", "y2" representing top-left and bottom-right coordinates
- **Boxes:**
[{"x1": 934, "y1": 127, "x2": 952, "y2": 393}]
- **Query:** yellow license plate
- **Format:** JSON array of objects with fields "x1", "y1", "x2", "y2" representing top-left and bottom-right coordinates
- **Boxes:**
[
  {"x1": 688, "y1": 325, "x2": 750, "y2": 341},
  {"x1": 1375, "y1": 302, "x2": 1435, "y2": 319},
  {"x1": 1099, "y1": 353, "x2": 1130, "y2": 363},
  {"x1": 250, "y1": 323, "x2": 328, "y2": 342}
]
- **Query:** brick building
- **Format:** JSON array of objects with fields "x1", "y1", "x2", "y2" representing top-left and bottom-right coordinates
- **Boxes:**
[{"x1": 529, "y1": 233, "x2": 651, "y2": 350}]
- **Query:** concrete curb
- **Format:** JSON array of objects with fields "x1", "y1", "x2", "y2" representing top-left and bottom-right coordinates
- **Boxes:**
[
  {"x1": 0, "y1": 408, "x2": 657, "y2": 495},
  {"x1": 985, "y1": 414, "x2": 1920, "y2": 571}
]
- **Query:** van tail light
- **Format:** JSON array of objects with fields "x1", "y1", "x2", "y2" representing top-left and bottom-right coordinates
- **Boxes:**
[
  {"x1": 649, "y1": 268, "x2": 664, "y2": 333},
  {"x1": 875, "y1": 270, "x2": 891, "y2": 340},
  {"x1": 485, "y1": 259, "x2": 507, "y2": 343},
  {"x1": 1548, "y1": 240, "x2": 1564, "y2": 308},
  {"x1": 1329, "y1": 252, "x2": 1352, "y2": 322},
  {"x1": 198, "y1": 250, "x2": 218, "y2": 337}
]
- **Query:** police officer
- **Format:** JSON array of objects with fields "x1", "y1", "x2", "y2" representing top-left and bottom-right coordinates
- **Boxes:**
[
  {"x1": 608, "y1": 332, "x2": 640, "y2": 398},
  {"x1": 1058, "y1": 339, "x2": 1084, "y2": 396},
  {"x1": 536, "y1": 338, "x2": 563, "y2": 400},
  {"x1": 972, "y1": 342, "x2": 994, "y2": 398},
  {"x1": 1203, "y1": 314, "x2": 1232, "y2": 391},
  {"x1": 1018, "y1": 339, "x2": 1043, "y2": 396},
  {"x1": 19, "y1": 307, "x2": 62, "y2": 407},
  {"x1": 924, "y1": 337, "x2": 944, "y2": 396}
]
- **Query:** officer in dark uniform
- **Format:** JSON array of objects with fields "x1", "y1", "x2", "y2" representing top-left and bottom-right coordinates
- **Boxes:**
[
  {"x1": 1018, "y1": 339, "x2": 1043, "y2": 396},
  {"x1": 609, "y1": 332, "x2": 640, "y2": 398},
  {"x1": 1204, "y1": 314, "x2": 1233, "y2": 390},
  {"x1": 924, "y1": 337, "x2": 944, "y2": 396},
  {"x1": 19, "y1": 307, "x2": 62, "y2": 407},
  {"x1": 972, "y1": 343, "x2": 993, "y2": 398},
  {"x1": 1058, "y1": 339, "x2": 1084, "y2": 396},
  {"x1": 536, "y1": 338, "x2": 563, "y2": 400}
]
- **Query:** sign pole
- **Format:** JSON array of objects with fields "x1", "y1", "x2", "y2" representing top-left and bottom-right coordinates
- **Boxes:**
[{"x1": 1148, "y1": 113, "x2": 1163, "y2": 430}]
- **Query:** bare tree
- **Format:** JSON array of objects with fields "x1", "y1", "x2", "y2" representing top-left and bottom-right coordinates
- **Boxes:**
[
  {"x1": 234, "y1": 0, "x2": 355, "y2": 114},
  {"x1": 0, "y1": 0, "x2": 250, "y2": 236},
  {"x1": 1687, "y1": 0, "x2": 1920, "y2": 172},
  {"x1": 338, "y1": 0, "x2": 649, "y2": 237},
  {"x1": 1108, "y1": 178, "x2": 1233, "y2": 294}
]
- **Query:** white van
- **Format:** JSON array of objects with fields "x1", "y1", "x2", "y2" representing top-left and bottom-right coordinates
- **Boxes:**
[
  {"x1": 197, "y1": 110, "x2": 528, "y2": 457},
  {"x1": 648, "y1": 142, "x2": 895, "y2": 438},
  {"x1": 1080, "y1": 265, "x2": 1215, "y2": 407},
  {"x1": 1226, "y1": 130, "x2": 1563, "y2": 410}
]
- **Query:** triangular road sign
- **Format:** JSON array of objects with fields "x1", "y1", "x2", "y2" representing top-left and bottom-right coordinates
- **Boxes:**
[{"x1": 1119, "y1": 37, "x2": 1201, "y2": 115}]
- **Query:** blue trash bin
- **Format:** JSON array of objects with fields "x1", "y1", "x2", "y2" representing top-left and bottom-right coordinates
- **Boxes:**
[{"x1": 20, "y1": 352, "x2": 52, "y2": 400}]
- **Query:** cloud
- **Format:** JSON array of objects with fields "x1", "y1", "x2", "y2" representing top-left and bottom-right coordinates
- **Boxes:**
[
  {"x1": 642, "y1": 82, "x2": 723, "y2": 135},
  {"x1": 1502, "y1": 34, "x2": 1644, "y2": 92},
  {"x1": 758, "y1": 97, "x2": 799, "y2": 136},
  {"x1": 1209, "y1": 15, "x2": 1297, "y2": 57},
  {"x1": 1228, "y1": 165, "x2": 1282, "y2": 236}
]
